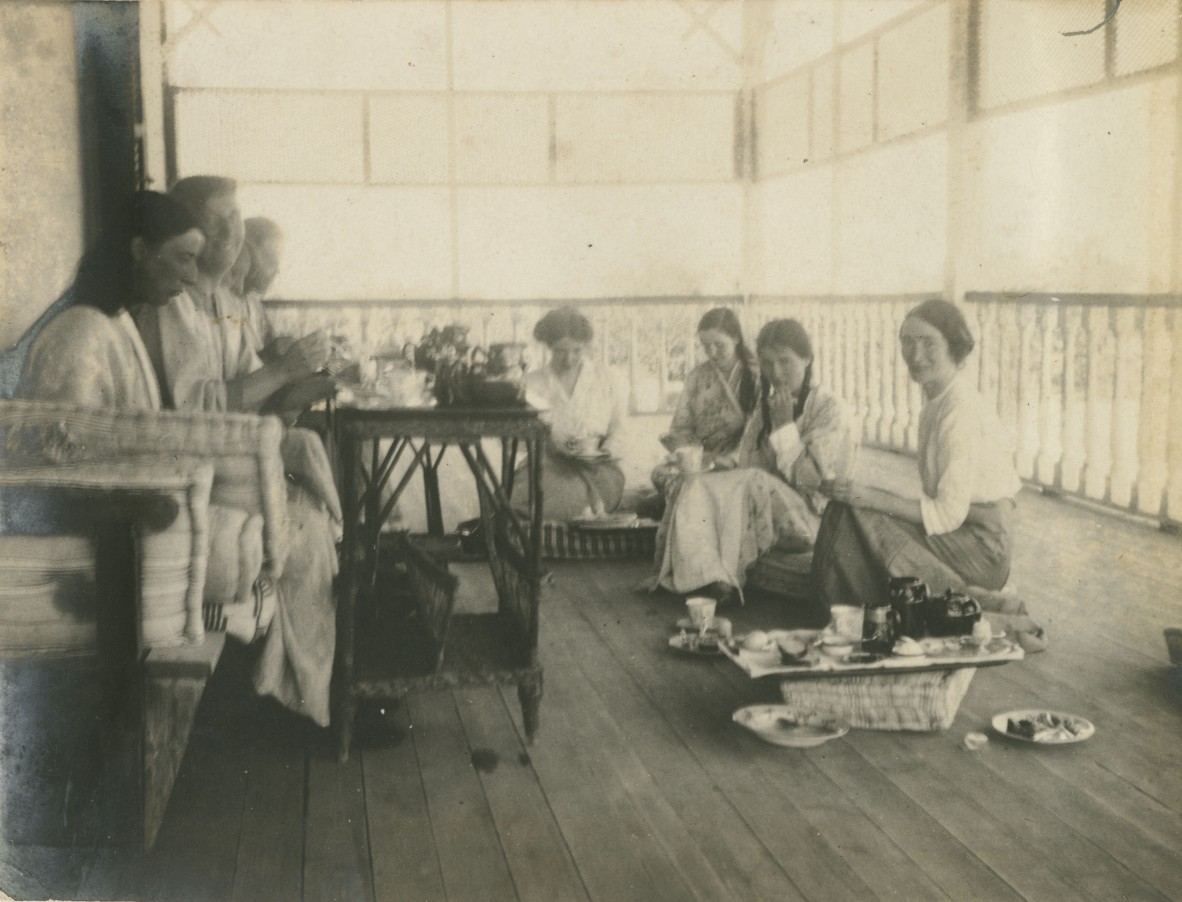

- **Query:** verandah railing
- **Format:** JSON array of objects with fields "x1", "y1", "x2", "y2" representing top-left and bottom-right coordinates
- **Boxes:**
[{"x1": 269, "y1": 293, "x2": 1182, "y2": 527}]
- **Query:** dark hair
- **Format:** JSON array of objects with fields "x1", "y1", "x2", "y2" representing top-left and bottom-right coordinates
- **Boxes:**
[
  {"x1": 755, "y1": 318, "x2": 815, "y2": 442},
  {"x1": 73, "y1": 191, "x2": 201, "y2": 315},
  {"x1": 904, "y1": 299, "x2": 975, "y2": 364},
  {"x1": 169, "y1": 175, "x2": 238, "y2": 217},
  {"x1": 534, "y1": 307, "x2": 594, "y2": 346},
  {"x1": 697, "y1": 307, "x2": 757, "y2": 415}
]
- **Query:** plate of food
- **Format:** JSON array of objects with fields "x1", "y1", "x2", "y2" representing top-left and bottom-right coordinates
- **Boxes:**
[
  {"x1": 668, "y1": 631, "x2": 724, "y2": 656},
  {"x1": 991, "y1": 709, "x2": 1095, "y2": 745},
  {"x1": 732, "y1": 706, "x2": 850, "y2": 748}
]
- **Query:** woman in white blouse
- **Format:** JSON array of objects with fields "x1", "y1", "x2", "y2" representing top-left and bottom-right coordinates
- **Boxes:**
[
  {"x1": 519, "y1": 307, "x2": 627, "y2": 520},
  {"x1": 812, "y1": 299, "x2": 1022, "y2": 611}
]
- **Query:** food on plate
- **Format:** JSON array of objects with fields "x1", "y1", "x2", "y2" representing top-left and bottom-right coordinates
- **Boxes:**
[
  {"x1": 1006, "y1": 712, "x2": 1089, "y2": 742},
  {"x1": 892, "y1": 636, "x2": 924, "y2": 657},
  {"x1": 776, "y1": 634, "x2": 808, "y2": 658},
  {"x1": 742, "y1": 630, "x2": 775, "y2": 652}
]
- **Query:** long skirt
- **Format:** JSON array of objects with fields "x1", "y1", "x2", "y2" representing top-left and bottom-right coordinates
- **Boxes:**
[
  {"x1": 253, "y1": 483, "x2": 338, "y2": 726},
  {"x1": 810, "y1": 500, "x2": 1013, "y2": 611},
  {"x1": 515, "y1": 447, "x2": 625, "y2": 521},
  {"x1": 649, "y1": 468, "x2": 819, "y2": 598}
]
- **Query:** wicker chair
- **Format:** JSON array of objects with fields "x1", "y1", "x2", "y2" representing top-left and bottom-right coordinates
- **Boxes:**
[{"x1": 0, "y1": 400, "x2": 288, "y2": 850}]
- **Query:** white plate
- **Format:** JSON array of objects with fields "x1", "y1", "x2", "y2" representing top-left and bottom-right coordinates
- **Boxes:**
[
  {"x1": 732, "y1": 706, "x2": 850, "y2": 748},
  {"x1": 991, "y1": 709, "x2": 1095, "y2": 745}
]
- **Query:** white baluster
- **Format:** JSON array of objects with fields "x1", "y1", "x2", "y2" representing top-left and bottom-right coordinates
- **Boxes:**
[
  {"x1": 1165, "y1": 309, "x2": 1182, "y2": 523},
  {"x1": 995, "y1": 305, "x2": 1021, "y2": 470},
  {"x1": 864, "y1": 302, "x2": 881, "y2": 445},
  {"x1": 1136, "y1": 306, "x2": 1171, "y2": 517},
  {"x1": 1059, "y1": 307, "x2": 1086, "y2": 494},
  {"x1": 1109, "y1": 307, "x2": 1142, "y2": 509},
  {"x1": 891, "y1": 300, "x2": 910, "y2": 449},
  {"x1": 1014, "y1": 305, "x2": 1039, "y2": 480},
  {"x1": 876, "y1": 301, "x2": 893, "y2": 446},
  {"x1": 1036, "y1": 304, "x2": 1064, "y2": 488},
  {"x1": 1083, "y1": 306, "x2": 1115, "y2": 501}
]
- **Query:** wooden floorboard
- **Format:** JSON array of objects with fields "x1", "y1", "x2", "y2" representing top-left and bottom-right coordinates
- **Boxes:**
[
  {"x1": 304, "y1": 751, "x2": 374, "y2": 902},
  {"x1": 363, "y1": 705, "x2": 448, "y2": 902},
  {"x1": 12, "y1": 450, "x2": 1182, "y2": 902},
  {"x1": 408, "y1": 691, "x2": 519, "y2": 902},
  {"x1": 454, "y1": 686, "x2": 590, "y2": 902},
  {"x1": 231, "y1": 736, "x2": 306, "y2": 902}
]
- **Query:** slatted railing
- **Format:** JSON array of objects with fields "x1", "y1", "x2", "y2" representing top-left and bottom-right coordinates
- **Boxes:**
[{"x1": 269, "y1": 292, "x2": 1182, "y2": 526}]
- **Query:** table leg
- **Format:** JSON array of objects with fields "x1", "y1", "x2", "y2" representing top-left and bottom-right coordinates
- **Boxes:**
[
  {"x1": 518, "y1": 671, "x2": 544, "y2": 744},
  {"x1": 335, "y1": 432, "x2": 360, "y2": 763},
  {"x1": 421, "y1": 443, "x2": 446, "y2": 537}
]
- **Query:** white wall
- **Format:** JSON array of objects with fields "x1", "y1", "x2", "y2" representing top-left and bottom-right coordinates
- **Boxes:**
[
  {"x1": 0, "y1": 3, "x2": 85, "y2": 350},
  {"x1": 164, "y1": 0, "x2": 745, "y2": 303}
]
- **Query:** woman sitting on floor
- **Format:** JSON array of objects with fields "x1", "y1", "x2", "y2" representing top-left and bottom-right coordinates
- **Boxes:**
[
  {"x1": 650, "y1": 307, "x2": 758, "y2": 498},
  {"x1": 811, "y1": 299, "x2": 1045, "y2": 650},
  {"x1": 647, "y1": 319, "x2": 855, "y2": 611},
  {"x1": 518, "y1": 307, "x2": 627, "y2": 521}
]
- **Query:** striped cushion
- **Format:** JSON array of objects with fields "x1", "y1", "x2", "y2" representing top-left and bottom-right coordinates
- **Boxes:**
[
  {"x1": 0, "y1": 461, "x2": 214, "y2": 656},
  {"x1": 0, "y1": 400, "x2": 288, "y2": 578},
  {"x1": 541, "y1": 522, "x2": 657, "y2": 561}
]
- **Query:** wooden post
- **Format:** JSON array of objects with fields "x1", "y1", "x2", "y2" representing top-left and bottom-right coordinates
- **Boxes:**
[{"x1": 1109, "y1": 306, "x2": 1142, "y2": 509}]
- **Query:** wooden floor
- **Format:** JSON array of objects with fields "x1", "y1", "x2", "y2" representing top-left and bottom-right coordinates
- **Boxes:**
[{"x1": 8, "y1": 450, "x2": 1182, "y2": 902}]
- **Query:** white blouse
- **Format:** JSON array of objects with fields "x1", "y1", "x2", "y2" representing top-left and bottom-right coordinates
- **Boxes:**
[
  {"x1": 524, "y1": 359, "x2": 625, "y2": 453},
  {"x1": 918, "y1": 373, "x2": 1022, "y2": 536}
]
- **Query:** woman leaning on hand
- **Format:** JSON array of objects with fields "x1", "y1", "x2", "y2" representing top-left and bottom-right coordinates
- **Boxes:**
[
  {"x1": 810, "y1": 299, "x2": 1045, "y2": 650},
  {"x1": 648, "y1": 318, "x2": 856, "y2": 610}
]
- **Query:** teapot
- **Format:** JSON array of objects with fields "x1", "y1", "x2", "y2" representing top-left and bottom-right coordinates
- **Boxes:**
[{"x1": 925, "y1": 590, "x2": 982, "y2": 637}]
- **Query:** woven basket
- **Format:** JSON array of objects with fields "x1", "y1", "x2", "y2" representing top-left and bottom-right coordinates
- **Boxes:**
[{"x1": 779, "y1": 667, "x2": 977, "y2": 731}]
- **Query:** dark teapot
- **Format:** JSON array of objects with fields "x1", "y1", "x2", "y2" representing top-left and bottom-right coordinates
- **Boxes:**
[{"x1": 925, "y1": 590, "x2": 982, "y2": 637}]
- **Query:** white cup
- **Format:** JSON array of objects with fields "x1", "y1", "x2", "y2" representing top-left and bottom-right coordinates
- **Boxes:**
[
  {"x1": 675, "y1": 444, "x2": 705, "y2": 475},
  {"x1": 685, "y1": 596, "x2": 716, "y2": 633},
  {"x1": 830, "y1": 604, "x2": 864, "y2": 641}
]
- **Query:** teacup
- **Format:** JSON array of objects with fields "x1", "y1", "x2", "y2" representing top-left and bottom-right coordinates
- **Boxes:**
[
  {"x1": 574, "y1": 436, "x2": 602, "y2": 456},
  {"x1": 675, "y1": 444, "x2": 705, "y2": 475},
  {"x1": 685, "y1": 596, "x2": 716, "y2": 633},
  {"x1": 830, "y1": 604, "x2": 864, "y2": 642}
]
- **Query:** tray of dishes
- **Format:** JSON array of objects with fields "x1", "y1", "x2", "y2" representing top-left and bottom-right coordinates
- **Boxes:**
[{"x1": 720, "y1": 629, "x2": 1024, "y2": 680}]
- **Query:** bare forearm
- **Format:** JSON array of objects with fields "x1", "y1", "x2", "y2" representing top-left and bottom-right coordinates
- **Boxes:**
[{"x1": 226, "y1": 362, "x2": 298, "y2": 412}]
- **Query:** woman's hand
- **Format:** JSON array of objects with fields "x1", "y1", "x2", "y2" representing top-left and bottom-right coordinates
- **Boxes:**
[
  {"x1": 280, "y1": 330, "x2": 331, "y2": 381},
  {"x1": 819, "y1": 477, "x2": 865, "y2": 506},
  {"x1": 711, "y1": 453, "x2": 739, "y2": 471}
]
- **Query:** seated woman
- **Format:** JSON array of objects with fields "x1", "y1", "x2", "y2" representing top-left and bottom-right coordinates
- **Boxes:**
[
  {"x1": 518, "y1": 307, "x2": 626, "y2": 521},
  {"x1": 811, "y1": 299, "x2": 1044, "y2": 649},
  {"x1": 19, "y1": 192, "x2": 201, "y2": 408},
  {"x1": 648, "y1": 319, "x2": 855, "y2": 610},
  {"x1": 650, "y1": 307, "x2": 757, "y2": 496},
  {"x1": 21, "y1": 190, "x2": 339, "y2": 726}
]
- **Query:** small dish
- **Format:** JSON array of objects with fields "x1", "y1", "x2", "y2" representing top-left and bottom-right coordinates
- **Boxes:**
[
  {"x1": 820, "y1": 642, "x2": 853, "y2": 659},
  {"x1": 991, "y1": 709, "x2": 1095, "y2": 745},
  {"x1": 676, "y1": 616, "x2": 732, "y2": 638},
  {"x1": 668, "y1": 633, "x2": 723, "y2": 657},
  {"x1": 732, "y1": 706, "x2": 850, "y2": 748}
]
